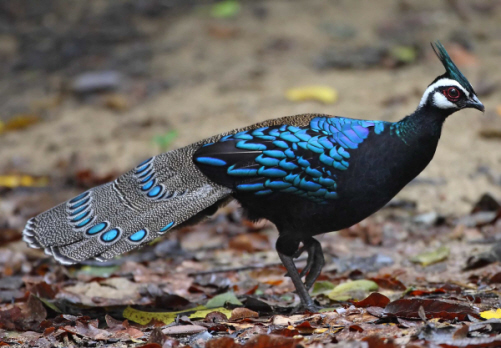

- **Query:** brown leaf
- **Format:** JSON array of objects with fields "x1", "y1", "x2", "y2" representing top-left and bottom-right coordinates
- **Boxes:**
[
  {"x1": 204, "y1": 311, "x2": 228, "y2": 323},
  {"x1": 206, "y1": 334, "x2": 302, "y2": 348},
  {"x1": 362, "y1": 335, "x2": 398, "y2": 348},
  {"x1": 0, "y1": 306, "x2": 22, "y2": 330},
  {"x1": 0, "y1": 227, "x2": 22, "y2": 246},
  {"x1": 407, "y1": 288, "x2": 446, "y2": 297},
  {"x1": 294, "y1": 321, "x2": 316, "y2": 334},
  {"x1": 353, "y1": 293, "x2": 390, "y2": 308},
  {"x1": 147, "y1": 327, "x2": 168, "y2": 346},
  {"x1": 243, "y1": 335, "x2": 302, "y2": 348},
  {"x1": 370, "y1": 275, "x2": 406, "y2": 291},
  {"x1": 490, "y1": 272, "x2": 501, "y2": 284},
  {"x1": 105, "y1": 314, "x2": 125, "y2": 330},
  {"x1": 349, "y1": 324, "x2": 364, "y2": 332},
  {"x1": 207, "y1": 24, "x2": 240, "y2": 39},
  {"x1": 26, "y1": 282, "x2": 58, "y2": 299},
  {"x1": 103, "y1": 93, "x2": 129, "y2": 111},
  {"x1": 228, "y1": 233, "x2": 270, "y2": 252},
  {"x1": 63, "y1": 320, "x2": 112, "y2": 340},
  {"x1": 453, "y1": 323, "x2": 470, "y2": 339},
  {"x1": 230, "y1": 307, "x2": 259, "y2": 321},
  {"x1": 43, "y1": 327, "x2": 55, "y2": 336},
  {"x1": 206, "y1": 337, "x2": 237, "y2": 348},
  {"x1": 24, "y1": 295, "x2": 47, "y2": 323},
  {"x1": 126, "y1": 326, "x2": 144, "y2": 339},
  {"x1": 383, "y1": 298, "x2": 478, "y2": 321},
  {"x1": 269, "y1": 328, "x2": 300, "y2": 337}
]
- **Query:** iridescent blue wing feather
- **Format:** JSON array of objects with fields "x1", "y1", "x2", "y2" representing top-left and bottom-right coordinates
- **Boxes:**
[{"x1": 194, "y1": 116, "x2": 386, "y2": 203}]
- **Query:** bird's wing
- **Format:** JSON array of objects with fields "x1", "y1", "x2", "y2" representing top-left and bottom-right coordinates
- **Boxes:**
[{"x1": 194, "y1": 116, "x2": 386, "y2": 203}]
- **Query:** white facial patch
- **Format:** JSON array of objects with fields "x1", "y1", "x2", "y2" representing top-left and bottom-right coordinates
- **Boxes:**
[
  {"x1": 432, "y1": 92, "x2": 457, "y2": 109},
  {"x1": 419, "y1": 78, "x2": 469, "y2": 108}
]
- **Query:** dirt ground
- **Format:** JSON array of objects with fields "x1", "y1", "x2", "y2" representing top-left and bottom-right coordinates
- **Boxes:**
[
  {"x1": 1, "y1": 1, "x2": 501, "y2": 347},
  {"x1": 1, "y1": 0, "x2": 500, "y2": 215}
]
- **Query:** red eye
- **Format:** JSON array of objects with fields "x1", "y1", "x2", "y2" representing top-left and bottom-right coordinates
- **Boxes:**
[{"x1": 444, "y1": 87, "x2": 461, "y2": 101}]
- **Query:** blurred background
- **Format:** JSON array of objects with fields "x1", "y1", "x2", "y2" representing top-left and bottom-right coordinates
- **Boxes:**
[
  {"x1": 1, "y1": 1, "x2": 501, "y2": 345},
  {"x1": 1, "y1": 0, "x2": 501, "y2": 246},
  {"x1": 1, "y1": 0, "x2": 501, "y2": 216}
]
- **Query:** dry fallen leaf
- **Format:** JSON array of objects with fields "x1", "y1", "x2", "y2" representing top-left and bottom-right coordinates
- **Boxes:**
[
  {"x1": 328, "y1": 280, "x2": 379, "y2": 301},
  {"x1": 0, "y1": 114, "x2": 40, "y2": 133},
  {"x1": 480, "y1": 308, "x2": 501, "y2": 319},
  {"x1": 286, "y1": 86, "x2": 338, "y2": 104},
  {"x1": 0, "y1": 174, "x2": 49, "y2": 188},
  {"x1": 230, "y1": 307, "x2": 259, "y2": 321},
  {"x1": 162, "y1": 324, "x2": 207, "y2": 336},
  {"x1": 410, "y1": 246, "x2": 449, "y2": 266},
  {"x1": 384, "y1": 298, "x2": 478, "y2": 321},
  {"x1": 353, "y1": 292, "x2": 390, "y2": 308}
]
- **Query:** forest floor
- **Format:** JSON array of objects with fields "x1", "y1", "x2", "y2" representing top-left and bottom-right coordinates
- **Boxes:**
[{"x1": 1, "y1": 1, "x2": 501, "y2": 347}]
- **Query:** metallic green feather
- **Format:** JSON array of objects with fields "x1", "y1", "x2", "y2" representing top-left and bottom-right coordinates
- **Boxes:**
[{"x1": 431, "y1": 41, "x2": 475, "y2": 95}]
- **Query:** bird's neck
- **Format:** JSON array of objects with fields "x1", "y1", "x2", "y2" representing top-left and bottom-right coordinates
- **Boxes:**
[{"x1": 392, "y1": 104, "x2": 448, "y2": 145}]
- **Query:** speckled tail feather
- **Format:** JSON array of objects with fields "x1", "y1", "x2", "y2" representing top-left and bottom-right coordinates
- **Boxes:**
[{"x1": 22, "y1": 142, "x2": 232, "y2": 264}]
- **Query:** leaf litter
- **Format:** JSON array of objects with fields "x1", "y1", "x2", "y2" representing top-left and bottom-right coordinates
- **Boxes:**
[
  {"x1": 0, "y1": 154, "x2": 501, "y2": 347},
  {"x1": 2, "y1": 173, "x2": 501, "y2": 347}
]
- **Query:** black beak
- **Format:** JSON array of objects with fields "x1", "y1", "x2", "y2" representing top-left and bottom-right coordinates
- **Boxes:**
[{"x1": 465, "y1": 95, "x2": 485, "y2": 112}]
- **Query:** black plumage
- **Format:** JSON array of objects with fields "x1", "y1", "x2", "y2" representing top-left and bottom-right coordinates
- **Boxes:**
[{"x1": 23, "y1": 42, "x2": 485, "y2": 311}]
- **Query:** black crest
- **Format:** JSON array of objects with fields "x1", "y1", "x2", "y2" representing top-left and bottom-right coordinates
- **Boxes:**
[{"x1": 431, "y1": 41, "x2": 476, "y2": 96}]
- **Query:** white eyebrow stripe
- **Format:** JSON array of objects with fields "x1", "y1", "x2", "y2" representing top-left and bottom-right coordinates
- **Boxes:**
[{"x1": 419, "y1": 78, "x2": 470, "y2": 107}]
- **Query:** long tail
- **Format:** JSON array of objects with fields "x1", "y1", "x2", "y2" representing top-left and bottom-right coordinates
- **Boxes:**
[{"x1": 22, "y1": 143, "x2": 232, "y2": 264}]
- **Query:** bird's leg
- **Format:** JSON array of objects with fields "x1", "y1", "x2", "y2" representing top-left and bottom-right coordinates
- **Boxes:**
[
  {"x1": 283, "y1": 244, "x2": 312, "y2": 278},
  {"x1": 294, "y1": 244, "x2": 314, "y2": 278},
  {"x1": 289, "y1": 238, "x2": 325, "y2": 290},
  {"x1": 276, "y1": 236, "x2": 320, "y2": 312},
  {"x1": 302, "y1": 238, "x2": 325, "y2": 290},
  {"x1": 278, "y1": 251, "x2": 319, "y2": 312}
]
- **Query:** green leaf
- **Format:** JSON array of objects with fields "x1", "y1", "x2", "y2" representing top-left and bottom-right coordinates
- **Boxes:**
[
  {"x1": 390, "y1": 45, "x2": 417, "y2": 63},
  {"x1": 152, "y1": 130, "x2": 178, "y2": 151},
  {"x1": 410, "y1": 246, "x2": 449, "y2": 266},
  {"x1": 328, "y1": 280, "x2": 378, "y2": 301},
  {"x1": 37, "y1": 297, "x2": 61, "y2": 313},
  {"x1": 311, "y1": 281, "x2": 335, "y2": 295},
  {"x1": 210, "y1": 0, "x2": 241, "y2": 19},
  {"x1": 206, "y1": 292, "x2": 243, "y2": 308}
]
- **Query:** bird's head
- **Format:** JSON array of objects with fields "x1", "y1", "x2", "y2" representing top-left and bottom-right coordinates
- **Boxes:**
[{"x1": 419, "y1": 41, "x2": 484, "y2": 115}]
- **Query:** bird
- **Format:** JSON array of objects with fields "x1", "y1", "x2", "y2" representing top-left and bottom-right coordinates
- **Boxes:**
[{"x1": 23, "y1": 42, "x2": 484, "y2": 312}]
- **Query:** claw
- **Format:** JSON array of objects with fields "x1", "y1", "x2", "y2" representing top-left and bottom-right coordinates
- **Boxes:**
[{"x1": 290, "y1": 302, "x2": 323, "y2": 314}]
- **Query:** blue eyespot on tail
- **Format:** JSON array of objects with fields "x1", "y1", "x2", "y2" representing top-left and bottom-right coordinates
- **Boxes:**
[
  {"x1": 159, "y1": 221, "x2": 175, "y2": 233},
  {"x1": 100, "y1": 228, "x2": 121, "y2": 244},
  {"x1": 86, "y1": 222, "x2": 108, "y2": 236},
  {"x1": 129, "y1": 229, "x2": 148, "y2": 243}
]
